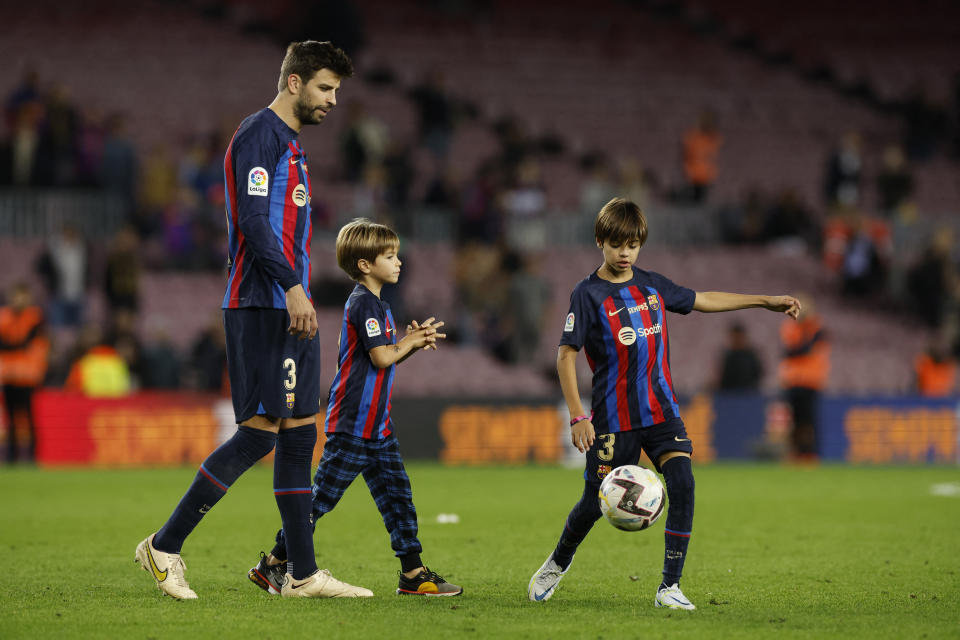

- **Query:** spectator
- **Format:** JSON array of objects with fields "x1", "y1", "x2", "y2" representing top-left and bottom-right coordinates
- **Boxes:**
[
  {"x1": 914, "y1": 344, "x2": 956, "y2": 397},
  {"x1": 579, "y1": 154, "x2": 617, "y2": 216},
  {"x1": 104, "y1": 226, "x2": 142, "y2": 314},
  {"x1": 36, "y1": 224, "x2": 88, "y2": 327},
  {"x1": 410, "y1": 71, "x2": 456, "y2": 161},
  {"x1": 876, "y1": 143, "x2": 914, "y2": 216},
  {"x1": 100, "y1": 113, "x2": 138, "y2": 208},
  {"x1": 0, "y1": 282, "x2": 49, "y2": 463},
  {"x1": 65, "y1": 327, "x2": 132, "y2": 397},
  {"x1": 824, "y1": 131, "x2": 862, "y2": 208},
  {"x1": 139, "y1": 328, "x2": 182, "y2": 390},
  {"x1": 339, "y1": 101, "x2": 388, "y2": 182},
  {"x1": 841, "y1": 213, "x2": 887, "y2": 297},
  {"x1": 502, "y1": 158, "x2": 547, "y2": 251},
  {"x1": 716, "y1": 323, "x2": 764, "y2": 391},
  {"x1": 500, "y1": 250, "x2": 550, "y2": 365},
  {"x1": 1, "y1": 101, "x2": 51, "y2": 186},
  {"x1": 45, "y1": 84, "x2": 79, "y2": 186},
  {"x1": 779, "y1": 295, "x2": 829, "y2": 462},
  {"x1": 907, "y1": 227, "x2": 958, "y2": 329},
  {"x1": 188, "y1": 313, "x2": 228, "y2": 393},
  {"x1": 681, "y1": 111, "x2": 722, "y2": 204}
]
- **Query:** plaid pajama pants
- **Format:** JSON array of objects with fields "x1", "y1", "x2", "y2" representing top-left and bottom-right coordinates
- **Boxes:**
[{"x1": 310, "y1": 432, "x2": 422, "y2": 557}]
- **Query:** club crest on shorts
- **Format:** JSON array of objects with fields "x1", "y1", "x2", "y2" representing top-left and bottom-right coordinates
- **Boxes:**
[
  {"x1": 597, "y1": 464, "x2": 612, "y2": 480},
  {"x1": 366, "y1": 318, "x2": 381, "y2": 337},
  {"x1": 286, "y1": 392, "x2": 295, "y2": 409},
  {"x1": 647, "y1": 294, "x2": 660, "y2": 311}
]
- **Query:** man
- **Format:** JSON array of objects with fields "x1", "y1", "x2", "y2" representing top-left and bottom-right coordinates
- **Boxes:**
[
  {"x1": 0, "y1": 282, "x2": 49, "y2": 463},
  {"x1": 779, "y1": 295, "x2": 829, "y2": 461},
  {"x1": 136, "y1": 41, "x2": 370, "y2": 599}
]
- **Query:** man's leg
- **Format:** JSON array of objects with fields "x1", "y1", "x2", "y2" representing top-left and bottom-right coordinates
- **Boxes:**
[
  {"x1": 273, "y1": 417, "x2": 318, "y2": 580},
  {"x1": 154, "y1": 417, "x2": 279, "y2": 553}
]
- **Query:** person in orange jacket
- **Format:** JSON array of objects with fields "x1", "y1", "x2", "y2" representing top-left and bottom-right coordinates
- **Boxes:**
[
  {"x1": 779, "y1": 295, "x2": 829, "y2": 461},
  {"x1": 914, "y1": 344, "x2": 956, "y2": 397},
  {"x1": 0, "y1": 282, "x2": 50, "y2": 463}
]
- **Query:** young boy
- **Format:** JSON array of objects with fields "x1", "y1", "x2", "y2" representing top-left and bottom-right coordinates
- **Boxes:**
[
  {"x1": 528, "y1": 198, "x2": 800, "y2": 609},
  {"x1": 248, "y1": 218, "x2": 463, "y2": 597}
]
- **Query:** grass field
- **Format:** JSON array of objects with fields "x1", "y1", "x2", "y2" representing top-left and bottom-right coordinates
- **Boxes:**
[{"x1": 1, "y1": 463, "x2": 958, "y2": 639}]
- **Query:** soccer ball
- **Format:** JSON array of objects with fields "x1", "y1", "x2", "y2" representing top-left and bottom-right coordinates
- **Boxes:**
[{"x1": 598, "y1": 465, "x2": 665, "y2": 531}]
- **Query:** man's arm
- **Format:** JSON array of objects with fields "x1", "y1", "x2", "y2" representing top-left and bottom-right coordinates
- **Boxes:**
[{"x1": 693, "y1": 292, "x2": 801, "y2": 319}]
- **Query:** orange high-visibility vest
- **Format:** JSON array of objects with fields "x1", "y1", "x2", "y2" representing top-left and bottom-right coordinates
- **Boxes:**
[
  {"x1": 0, "y1": 305, "x2": 49, "y2": 387},
  {"x1": 914, "y1": 354, "x2": 956, "y2": 397},
  {"x1": 779, "y1": 316, "x2": 829, "y2": 390}
]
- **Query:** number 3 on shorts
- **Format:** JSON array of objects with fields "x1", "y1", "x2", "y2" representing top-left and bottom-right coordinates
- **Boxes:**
[
  {"x1": 283, "y1": 358, "x2": 296, "y2": 390},
  {"x1": 597, "y1": 434, "x2": 615, "y2": 461}
]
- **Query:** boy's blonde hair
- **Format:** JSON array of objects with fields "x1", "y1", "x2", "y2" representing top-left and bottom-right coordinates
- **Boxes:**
[
  {"x1": 336, "y1": 218, "x2": 400, "y2": 281},
  {"x1": 595, "y1": 197, "x2": 648, "y2": 248}
]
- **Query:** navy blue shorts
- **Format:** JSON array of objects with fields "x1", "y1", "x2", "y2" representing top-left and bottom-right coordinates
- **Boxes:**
[
  {"x1": 223, "y1": 308, "x2": 321, "y2": 423},
  {"x1": 584, "y1": 418, "x2": 693, "y2": 486}
]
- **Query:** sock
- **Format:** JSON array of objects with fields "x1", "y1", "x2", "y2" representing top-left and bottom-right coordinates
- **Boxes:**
[
  {"x1": 660, "y1": 456, "x2": 695, "y2": 588},
  {"x1": 274, "y1": 424, "x2": 318, "y2": 580},
  {"x1": 552, "y1": 485, "x2": 603, "y2": 570},
  {"x1": 399, "y1": 553, "x2": 423, "y2": 574},
  {"x1": 154, "y1": 426, "x2": 277, "y2": 553}
]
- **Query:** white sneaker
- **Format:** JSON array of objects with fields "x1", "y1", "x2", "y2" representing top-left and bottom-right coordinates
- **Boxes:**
[
  {"x1": 655, "y1": 583, "x2": 696, "y2": 610},
  {"x1": 281, "y1": 569, "x2": 374, "y2": 598},
  {"x1": 527, "y1": 553, "x2": 572, "y2": 602},
  {"x1": 134, "y1": 534, "x2": 198, "y2": 600}
]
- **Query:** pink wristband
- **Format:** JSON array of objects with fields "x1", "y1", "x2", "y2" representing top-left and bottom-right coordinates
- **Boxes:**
[{"x1": 569, "y1": 415, "x2": 590, "y2": 427}]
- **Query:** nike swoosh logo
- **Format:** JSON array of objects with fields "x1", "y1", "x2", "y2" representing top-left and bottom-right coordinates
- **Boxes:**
[
  {"x1": 534, "y1": 588, "x2": 553, "y2": 601},
  {"x1": 608, "y1": 308, "x2": 624, "y2": 316},
  {"x1": 146, "y1": 545, "x2": 167, "y2": 582},
  {"x1": 674, "y1": 436, "x2": 690, "y2": 442}
]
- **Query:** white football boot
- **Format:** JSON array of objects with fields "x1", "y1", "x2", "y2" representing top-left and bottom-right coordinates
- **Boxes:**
[
  {"x1": 527, "y1": 553, "x2": 572, "y2": 602},
  {"x1": 655, "y1": 583, "x2": 696, "y2": 610},
  {"x1": 281, "y1": 569, "x2": 374, "y2": 598},
  {"x1": 135, "y1": 534, "x2": 198, "y2": 600}
]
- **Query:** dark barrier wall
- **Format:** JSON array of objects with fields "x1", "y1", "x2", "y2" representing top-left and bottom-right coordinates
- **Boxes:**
[{"x1": 26, "y1": 391, "x2": 958, "y2": 466}]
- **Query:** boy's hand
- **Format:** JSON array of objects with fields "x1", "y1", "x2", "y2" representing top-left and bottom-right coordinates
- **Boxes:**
[
  {"x1": 767, "y1": 295, "x2": 801, "y2": 320},
  {"x1": 571, "y1": 420, "x2": 595, "y2": 454},
  {"x1": 406, "y1": 317, "x2": 447, "y2": 351}
]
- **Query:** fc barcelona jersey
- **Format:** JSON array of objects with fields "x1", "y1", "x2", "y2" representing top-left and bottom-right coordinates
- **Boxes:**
[
  {"x1": 222, "y1": 108, "x2": 312, "y2": 309},
  {"x1": 560, "y1": 267, "x2": 695, "y2": 432},
  {"x1": 325, "y1": 285, "x2": 397, "y2": 439}
]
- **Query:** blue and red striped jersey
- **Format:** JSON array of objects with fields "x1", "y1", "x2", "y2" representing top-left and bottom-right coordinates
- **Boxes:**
[
  {"x1": 325, "y1": 285, "x2": 397, "y2": 439},
  {"x1": 222, "y1": 108, "x2": 313, "y2": 309},
  {"x1": 560, "y1": 267, "x2": 696, "y2": 432}
]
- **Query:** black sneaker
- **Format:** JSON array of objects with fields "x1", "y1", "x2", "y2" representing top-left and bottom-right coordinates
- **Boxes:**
[
  {"x1": 248, "y1": 552, "x2": 286, "y2": 595},
  {"x1": 396, "y1": 567, "x2": 463, "y2": 596}
]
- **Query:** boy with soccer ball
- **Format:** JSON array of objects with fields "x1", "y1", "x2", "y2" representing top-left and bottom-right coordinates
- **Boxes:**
[{"x1": 528, "y1": 198, "x2": 800, "y2": 609}]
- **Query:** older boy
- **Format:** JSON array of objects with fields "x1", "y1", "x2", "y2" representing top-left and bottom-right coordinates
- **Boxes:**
[
  {"x1": 248, "y1": 218, "x2": 463, "y2": 597},
  {"x1": 528, "y1": 198, "x2": 800, "y2": 609}
]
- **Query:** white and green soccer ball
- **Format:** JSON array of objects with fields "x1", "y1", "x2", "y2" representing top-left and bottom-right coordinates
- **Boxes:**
[{"x1": 598, "y1": 465, "x2": 665, "y2": 531}]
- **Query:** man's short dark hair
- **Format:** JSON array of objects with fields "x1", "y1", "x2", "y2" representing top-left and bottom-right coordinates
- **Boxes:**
[{"x1": 278, "y1": 41, "x2": 354, "y2": 93}]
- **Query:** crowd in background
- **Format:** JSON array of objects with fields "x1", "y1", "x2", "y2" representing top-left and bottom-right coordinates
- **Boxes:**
[{"x1": 2, "y1": 33, "x2": 960, "y2": 401}]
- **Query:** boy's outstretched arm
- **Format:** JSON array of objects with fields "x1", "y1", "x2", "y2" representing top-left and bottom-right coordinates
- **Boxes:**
[
  {"x1": 693, "y1": 292, "x2": 801, "y2": 319},
  {"x1": 558, "y1": 345, "x2": 595, "y2": 453}
]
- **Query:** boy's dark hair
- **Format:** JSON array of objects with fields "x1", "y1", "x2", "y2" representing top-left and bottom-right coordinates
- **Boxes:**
[
  {"x1": 278, "y1": 41, "x2": 354, "y2": 93},
  {"x1": 595, "y1": 197, "x2": 648, "y2": 247},
  {"x1": 336, "y1": 218, "x2": 400, "y2": 281}
]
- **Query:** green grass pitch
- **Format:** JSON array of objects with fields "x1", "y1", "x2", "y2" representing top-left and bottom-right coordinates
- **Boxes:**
[{"x1": 1, "y1": 463, "x2": 958, "y2": 639}]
